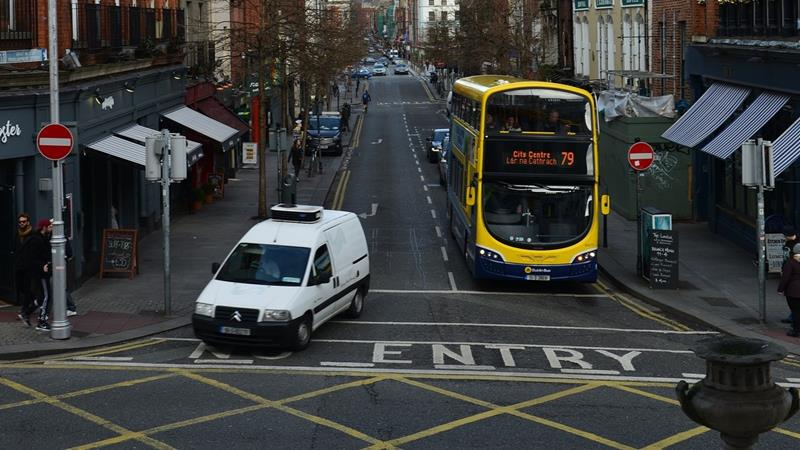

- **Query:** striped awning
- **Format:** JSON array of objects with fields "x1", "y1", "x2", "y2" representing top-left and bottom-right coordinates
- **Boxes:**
[
  {"x1": 700, "y1": 91, "x2": 789, "y2": 159},
  {"x1": 87, "y1": 135, "x2": 146, "y2": 166},
  {"x1": 662, "y1": 83, "x2": 750, "y2": 148},
  {"x1": 773, "y1": 117, "x2": 800, "y2": 176}
]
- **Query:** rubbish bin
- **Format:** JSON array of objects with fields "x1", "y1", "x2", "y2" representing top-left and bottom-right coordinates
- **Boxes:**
[{"x1": 640, "y1": 206, "x2": 672, "y2": 279}]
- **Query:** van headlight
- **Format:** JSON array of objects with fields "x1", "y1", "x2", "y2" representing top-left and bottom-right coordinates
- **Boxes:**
[
  {"x1": 262, "y1": 310, "x2": 292, "y2": 322},
  {"x1": 195, "y1": 302, "x2": 215, "y2": 317}
]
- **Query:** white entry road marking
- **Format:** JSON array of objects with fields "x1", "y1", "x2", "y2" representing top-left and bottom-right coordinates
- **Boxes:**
[
  {"x1": 320, "y1": 362, "x2": 376, "y2": 368},
  {"x1": 72, "y1": 356, "x2": 133, "y2": 361},
  {"x1": 329, "y1": 320, "x2": 717, "y2": 335},
  {"x1": 358, "y1": 203, "x2": 379, "y2": 219}
]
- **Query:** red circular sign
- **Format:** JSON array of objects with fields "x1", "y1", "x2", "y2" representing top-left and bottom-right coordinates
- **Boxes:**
[
  {"x1": 37, "y1": 123, "x2": 74, "y2": 161},
  {"x1": 627, "y1": 141, "x2": 654, "y2": 171}
]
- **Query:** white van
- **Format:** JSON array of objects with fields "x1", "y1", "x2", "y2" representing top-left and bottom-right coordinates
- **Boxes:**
[{"x1": 192, "y1": 204, "x2": 370, "y2": 351}]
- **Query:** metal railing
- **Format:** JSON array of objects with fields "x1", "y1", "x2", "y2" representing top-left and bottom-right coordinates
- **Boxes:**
[
  {"x1": 718, "y1": 1, "x2": 799, "y2": 38},
  {"x1": 71, "y1": 4, "x2": 183, "y2": 53},
  {"x1": 1, "y1": 0, "x2": 35, "y2": 51}
]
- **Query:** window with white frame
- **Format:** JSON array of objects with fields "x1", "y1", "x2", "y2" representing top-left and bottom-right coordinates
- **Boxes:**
[
  {"x1": 442, "y1": 11, "x2": 448, "y2": 21},
  {"x1": 574, "y1": 17, "x2": 582, "y2": 76},
  {"x1": 606, "y1": 16, "x2": 615, "y2": 75},
  {"x1": 622, "y1": 14, "x2": 632, "y2": 79},
  {"x1": 597, "y1": 16, "x2": 606, "y2": 79},
  {"x1": 582, "y1": 17, "x2": 590, "y2": 77},
  {"x1": 635, "y1": 13, "x2": 646, "y2": 71}
]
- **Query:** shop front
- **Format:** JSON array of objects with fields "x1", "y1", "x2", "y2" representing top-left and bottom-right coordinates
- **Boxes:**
[{"x1": 666, "y1": 44, "x2": 800, "y2": 251}]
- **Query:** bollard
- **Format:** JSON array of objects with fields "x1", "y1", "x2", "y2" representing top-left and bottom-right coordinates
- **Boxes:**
[{"x1": 676, "y1": 336, "x2": 799, "y2": 449}]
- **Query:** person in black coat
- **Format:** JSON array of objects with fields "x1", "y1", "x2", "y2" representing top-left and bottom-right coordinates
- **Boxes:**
[
  {"x1": 13, "y1": 213, "x2": 46, "y2": 326},
  {"x1": 777, "y1": 242, "x2": 800, "y2": 337}
]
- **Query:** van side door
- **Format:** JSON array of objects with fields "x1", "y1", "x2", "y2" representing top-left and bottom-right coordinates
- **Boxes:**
[{"x1": 310, "y1": 244, "x2": 337, "y2": 324}]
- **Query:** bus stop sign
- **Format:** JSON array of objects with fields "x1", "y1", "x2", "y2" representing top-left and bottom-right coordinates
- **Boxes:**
[{"x1": 628, "y1": 142, "x2": 654, "y2": 171}]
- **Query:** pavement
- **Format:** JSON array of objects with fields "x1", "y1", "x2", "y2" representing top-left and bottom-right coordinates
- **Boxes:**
[{"x1": 2, "y1": 84, "x2": 799, "y2": 360}]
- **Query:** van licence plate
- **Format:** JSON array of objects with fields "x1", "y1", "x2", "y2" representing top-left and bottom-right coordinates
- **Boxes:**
[
  {"x1": 219, "y1": 326, "x2": 251, "y2": 336},
  {"x1": 526, "y1": 274, "x2": 550, "y2": 281}
]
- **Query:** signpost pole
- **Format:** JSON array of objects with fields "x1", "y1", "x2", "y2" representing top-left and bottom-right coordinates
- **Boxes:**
[
  {"x1": 757, "y1": 182, "x2": 766, "y2": 323},
  {"x1": 635, "y1": 172, "x2": 642, "y2": 276},
  {"x1": 48, "y1": 0, "x2": 70, "y2": 339},
  {"x1": 161, "y1": 129, "x2": 171, "y2": 316}
]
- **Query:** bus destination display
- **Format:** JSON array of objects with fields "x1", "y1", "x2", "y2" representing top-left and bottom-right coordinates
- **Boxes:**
[{"x1": 484, "y1": 140, "x2": 589, "y2": 175}]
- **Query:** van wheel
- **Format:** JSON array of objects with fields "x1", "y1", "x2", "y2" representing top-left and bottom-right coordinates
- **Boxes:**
[
  {"x1": 289, "y1": 316, "x2": 312, "y2": 351},
  {"x1": 344, "y1": 289, "x2": 365, "y2": 318}
]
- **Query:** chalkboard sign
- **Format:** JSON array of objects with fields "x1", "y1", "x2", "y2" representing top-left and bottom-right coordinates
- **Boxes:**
[
  {"x1": 649, "y1": 230, "x2": 679, "y2": 289},
  {"x1": 100, "y1": 229, "x2": 138, "y2": 279}
]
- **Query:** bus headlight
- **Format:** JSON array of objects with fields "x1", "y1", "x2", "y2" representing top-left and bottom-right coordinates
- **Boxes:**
[
  {"x1": 478, "y1": 247, "x2": 504, "y2": 261},
  {"x1": 195, "y1": 302, "x2": 215, "y2": 317},
  {"x1": 262, "y1": 310, "x2": 292, "y2": 322},
  {"x1": 572, "y1": 251, "x2": 597, "y2": 263}
]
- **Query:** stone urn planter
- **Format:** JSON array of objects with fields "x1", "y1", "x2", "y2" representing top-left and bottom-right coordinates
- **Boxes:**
[{"x1": 676, "y1": 336, "x2": 799, "y2": 449}]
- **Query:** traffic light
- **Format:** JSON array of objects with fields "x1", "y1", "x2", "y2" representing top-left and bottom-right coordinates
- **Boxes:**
[
  {"x1": 169, "y1": 134, "x2": 187, "y2": 181},
  {"x1": 145, "y1": 135, "x2": 162, "y2": 181}
]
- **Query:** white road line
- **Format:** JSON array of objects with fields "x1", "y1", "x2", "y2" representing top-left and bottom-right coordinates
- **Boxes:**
[
  {"x1": 440, "y1": 246, "x2": 449, "y2": 261},
  {"x1": 435, "y1": 226, "x2": 442, "y2": 237},
  {"x1": 427, "y1": 196, "x2": 432, "y2": 204},
  {"x1": 320, "y1": 362, "x2": 376, "y2": 368},
  {"x1": 327, "y1": 322, "x2": 717, "y2": 336},
  {"x1": 313, "y1": 338, "x2": 696, "y2": 353},
  {"x1": 435, "y1": 365, "x2": 496, "y2": 371},
  {"x1": 423, "y1": 185, "x2": 428, "y2": 192},
  {"x1": 72, "y1": 356, "x2": 133, "y2": 361},
  {"x1": 682, "y1": 373, "x2": 705, "y2": 378},
  {"x1": 448, "y1": 272, "x2": 457, "y2": 291},
  {"x1": 561, "y1": 369, "x2": 620, "y2": 375},
  {"x1": 416, "y1": 160, "x2": 420, "y2": 166},
  {"x1": 418, "y1": 167, "x2": 422, "y2": 173},
  {"x1": 420, "y1": 175, "x2": 425, "y2": 182},
  {"x1": 369, "y1": 288, "x2": 609, "y2": 298},
  {"x1": 193, "y1": 359, "x2": 254, "y2": 364},
  {"x1": 47, "y1": 361, "x2": 792, "y2": 387},
  {"x1": 431, "y1": 209, "x2": 437, "y2": 219}
]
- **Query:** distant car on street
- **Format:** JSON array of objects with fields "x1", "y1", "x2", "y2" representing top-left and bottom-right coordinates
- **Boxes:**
[
  {"x1": 351, "y1": 67, "x2": 371, "y2": 79},
  {"x1": 371, "y1": 63, "x2": 387, "y2": 76},
  {"x1": 364, "y1": 57, "x2": 376, "y2": 65},
  {"x1": 393, "y1": 63, "x2": 409, "y2": 75},
  {"x1": 426, "y1": 128, "x2": 449, "y2": 163},
  {"x1": 306, "y1": 114, "x2": 343, "y2": 156}
]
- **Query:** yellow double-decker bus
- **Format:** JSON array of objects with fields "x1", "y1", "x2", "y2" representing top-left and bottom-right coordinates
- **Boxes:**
[{"x1": 445, "y1": 75, "x2": 609, "y2": 282}]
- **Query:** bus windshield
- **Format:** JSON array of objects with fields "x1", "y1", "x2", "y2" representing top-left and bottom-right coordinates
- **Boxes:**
[
  {"x1": 216, "y1": 243, "x2": 310, "y2": 286},
  {"x1": 482, "y1": 181, "x2": 593, "y2": 248},
  {"x1": 484, "y1": 88, "x2": 592, "y2": 136}
]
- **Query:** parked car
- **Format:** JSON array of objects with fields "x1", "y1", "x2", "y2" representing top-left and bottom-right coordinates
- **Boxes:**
[
  {"x1": 371, "y1": 63, "x2": 387, "y2": 76},
  {"x1": 351, "y1": 67, "x2": 372, "y2": 79},
  {"x1": 306, "y1": 114, "x2": 343, "y2": 156},
  {"x1": 438, "y1": 135, "x2": 450, "y2": 186},
  {"x1": 192, "y1": 204, "x2": 370, "y2": 351},
  {"x1": 426, "y1": 128, "x2": 449, "y2": 163},
  {"x1": 393, "y1": 63, "x2": 409, "y2": 75}
]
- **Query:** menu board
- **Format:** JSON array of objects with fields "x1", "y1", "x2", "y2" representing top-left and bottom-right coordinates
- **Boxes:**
[
  {"x1": 100, "y1": 229, "x2": 138, "y2": 279},
  {"x1": 765, "y1": 233, "x2": 785, "y2": 273},
  {"x1": 483, "y1": 140, "x2": 590, "y2": 175},
  {"x1": 649, "y1": 230, "x2": 678, "y2": 289}
]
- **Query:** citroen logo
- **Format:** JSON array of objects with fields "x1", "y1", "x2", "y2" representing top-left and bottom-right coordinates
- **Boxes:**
[{"x1": 230, "y1": 311, "x2": 242, "y2": 322}]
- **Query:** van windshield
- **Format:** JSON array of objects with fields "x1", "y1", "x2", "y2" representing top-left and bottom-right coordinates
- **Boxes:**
[{"x1": 216, "y1": 243, "x2": 310, "y2": 286}]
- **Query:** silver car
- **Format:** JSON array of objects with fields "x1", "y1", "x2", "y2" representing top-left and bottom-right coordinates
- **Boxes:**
[
  {"x1": 372, "y1": 63, "x2": 387, "y2": 76},
  {"x1": 394, "y1": 64, "x2": 409, "y2": 75}
]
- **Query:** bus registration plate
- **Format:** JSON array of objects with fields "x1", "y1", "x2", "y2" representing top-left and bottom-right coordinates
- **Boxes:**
[
  {"x1": 220, "y1": 326, "x2": 251, "y2": 336},
  {"x1": 526, "y1": 274, "x2": 550, "y2": 281}
]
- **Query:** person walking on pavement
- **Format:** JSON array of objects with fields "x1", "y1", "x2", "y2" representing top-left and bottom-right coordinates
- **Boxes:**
[
  {"x1": 781, "y1": 225, "x2": 798, "y2": 324},
  {"x1": 340, "y1": 103, "x2": 351, "y2": 132},
  {"x1": 14, "y1": 213, "x2": 40, "y2": 326},
  {"x1": 289, "y1": 138, "x2": 304, "y2": 181},
  {"x1": 32, "y1": 218, "x2": 54, "y2": 331},
  {"x1": 362, "y1": 90, "x2": 371, "y2": 113},
  {"x1": 778, "y1": 242, "x2": 800, "y2": 337}
]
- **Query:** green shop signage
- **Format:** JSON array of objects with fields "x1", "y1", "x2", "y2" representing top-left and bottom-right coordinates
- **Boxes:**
[
  {"x1": 597, "y1": 0, "x2": 614, "y2": 7},
  {"x1": 574, "y1": 0, "x2": 589, "y2": 10},
  {"x1": 622, "y1": 0, "x2": 645, "y2": 5}
]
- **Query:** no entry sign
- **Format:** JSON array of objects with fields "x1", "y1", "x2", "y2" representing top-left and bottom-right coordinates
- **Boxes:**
[
  {"x1": 37, "y1": 123, "x2": 73, "y2": 161},
  {"x1": 627, "y1": 141, "x2": 654, "y2": 171}
]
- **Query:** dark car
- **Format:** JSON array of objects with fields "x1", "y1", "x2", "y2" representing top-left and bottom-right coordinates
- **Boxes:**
[
  {"x1": 351, "y1": 67, "x2": 372, "y2": 79},
  {"x1": 426, "y1": 128, "x2": 449, "y2": 163},
  {"x1": 306, "y1": 115, "x2": 343, "y2": 156}
]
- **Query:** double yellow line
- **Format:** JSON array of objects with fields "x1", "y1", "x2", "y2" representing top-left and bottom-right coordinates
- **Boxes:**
[
  {"x1": 332, "y1": 170, "x2": 350, "y2": 210},
  {"x1": 596, "y1": 280, "x2": 692, "y2": 332}
]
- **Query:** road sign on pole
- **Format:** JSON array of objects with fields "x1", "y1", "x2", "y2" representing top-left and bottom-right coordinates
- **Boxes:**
[
  {"x1": 627, "y1": 141, "x2": 654, "y2": 171},
  {"x1": 37, "y1": 123, "x2": 74, "y2": 160}
]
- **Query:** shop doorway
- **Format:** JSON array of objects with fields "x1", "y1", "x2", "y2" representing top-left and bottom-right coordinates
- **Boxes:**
[{"x1": 0, "y1": 184, "x2": 15, "y2": 303}]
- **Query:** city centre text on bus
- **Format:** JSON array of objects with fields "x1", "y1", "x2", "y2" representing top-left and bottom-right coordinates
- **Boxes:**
[{"x1": 444, "y1": 76, "x2": 609, "y2": 282}]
